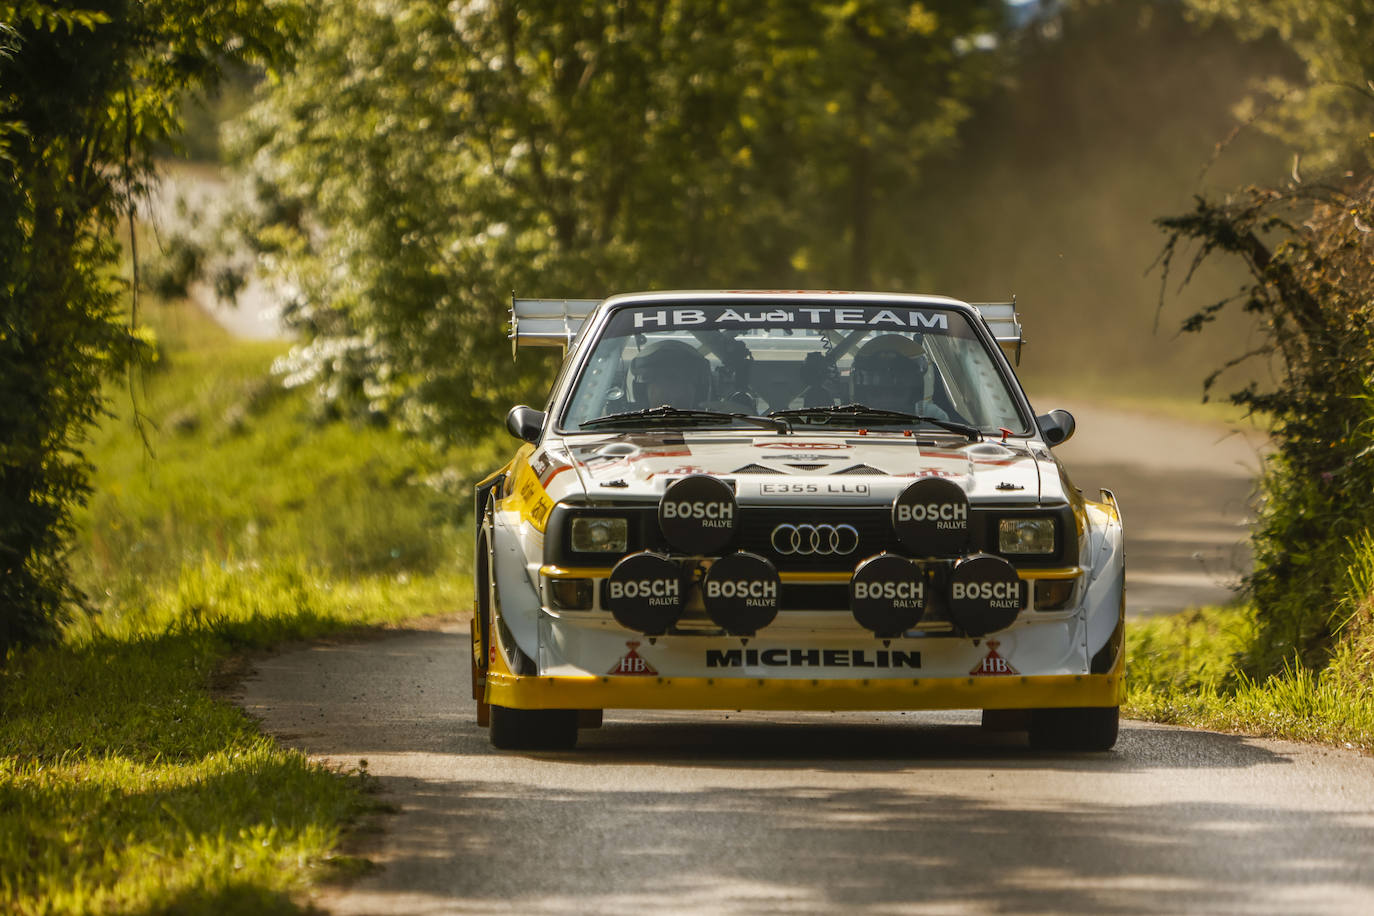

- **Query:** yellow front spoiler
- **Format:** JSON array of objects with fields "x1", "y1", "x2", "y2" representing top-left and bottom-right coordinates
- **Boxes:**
[{"x1": 486, "y1": 668, "x2": 1124, "y2": 712}]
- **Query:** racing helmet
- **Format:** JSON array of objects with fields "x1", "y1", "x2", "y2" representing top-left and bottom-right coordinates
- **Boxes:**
[
  {"x1": 629, "y1": 339, "x2": 710, "y2": 408},
  {"x1": 849, "y1": 334, "x2": 929, "y2": 412}
]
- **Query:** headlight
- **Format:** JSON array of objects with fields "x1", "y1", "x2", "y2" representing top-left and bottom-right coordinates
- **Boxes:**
[
  {"x1": 571, "y1": 517, "x2": 629, "y2": 553},
  {"x1": 998, "y1": 517, "x2": 1056, "y2": 555}
]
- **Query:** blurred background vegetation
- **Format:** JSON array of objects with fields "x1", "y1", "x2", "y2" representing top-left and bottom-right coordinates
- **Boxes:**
[
  {"x1": 0, "y1": 0, "x2": 1369, "y2": 687},
  {"x1": 200, "y1": 0, "x2": 1300, "y2": 431},
  {"x1": 2, "y1": 0, "x2": 1373, "y2": 908}
]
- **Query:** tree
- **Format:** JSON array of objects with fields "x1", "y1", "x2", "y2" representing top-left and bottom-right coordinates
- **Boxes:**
[
  {"x1": 1184, "y1": 0, "x2": 1374, "y2": 172},
  {"x1": 228, "y1": 0, "x2": 1000, "y2": 436},
  {"x1": 0, "y1": 0, "x2": 303, "y2": 651}
]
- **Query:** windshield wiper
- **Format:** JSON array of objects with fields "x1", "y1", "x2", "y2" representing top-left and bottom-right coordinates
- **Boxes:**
[
  {"x1": 581, "y1": 406, "x2": 789, "y2": 434},
  {"x1": 768, "y1": 403, "x2": 982, "y2": 440}
]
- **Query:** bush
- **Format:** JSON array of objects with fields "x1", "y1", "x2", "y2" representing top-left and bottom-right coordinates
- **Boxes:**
[{"x1": 1157, "y1": 176, "x2": 1374, "y2": 673}]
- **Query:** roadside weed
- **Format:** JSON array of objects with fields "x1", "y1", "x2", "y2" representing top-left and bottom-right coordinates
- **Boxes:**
[{"x1": 1126, "y1": 604, "x2": 1374, "y2": 751}]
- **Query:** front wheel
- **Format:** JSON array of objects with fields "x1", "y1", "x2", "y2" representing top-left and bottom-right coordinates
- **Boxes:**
[
  {"x1": 1028, "y1": 706, "x2": 1119, "y2": 751},
  {"x1": 489, "y1": 704, "x2": 579, "y2": 750}
]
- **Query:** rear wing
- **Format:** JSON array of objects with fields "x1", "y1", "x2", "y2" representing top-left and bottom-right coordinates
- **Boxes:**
[
  {"x1": 970, "y1": 300, "x2": 1025, "y2": 364},
  {"x1": 510, "y1": 296, "x2": 600, "y2": 355},
  {"x1": 510, "y1": 295, "x2": 1024, "y2": 362}
]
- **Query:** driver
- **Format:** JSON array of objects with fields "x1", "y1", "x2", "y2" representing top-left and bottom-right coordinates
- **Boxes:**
[
  {"x1": 849, "y1": 334, "x2": 947, "y2": 417},
  {"x1": 630, "y1": 340, "x2": 711, "y2": 409}
]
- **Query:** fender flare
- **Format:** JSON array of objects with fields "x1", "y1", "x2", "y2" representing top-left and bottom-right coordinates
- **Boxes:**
[
  {"x1": 1082, "y1": 489, "x2": 1125, "y2": 669},
  {"x1": 489, "y1": 507, "x2": 543, "y2": 668}
]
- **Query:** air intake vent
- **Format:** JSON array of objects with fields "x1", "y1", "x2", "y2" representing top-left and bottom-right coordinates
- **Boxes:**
[
  {"x1": 785, "y1": 463, "x2": 827, "y2": 471},
  {"x1": 837, "y1": 464, "x2": 887, "y2": 475},
  {"x1": 733, "y1": 463, "x2": 784, "y2": 475}
]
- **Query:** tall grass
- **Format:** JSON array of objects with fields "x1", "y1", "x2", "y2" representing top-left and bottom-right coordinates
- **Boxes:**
[{"x1": 1126, "y1": 535, "x2": 1374, "y2": 751}]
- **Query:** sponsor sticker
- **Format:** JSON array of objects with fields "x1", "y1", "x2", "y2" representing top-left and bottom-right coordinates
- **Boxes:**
[
  {"x1": 701, "y1": 551, "x2": 781, "y2": 636},
  {"x1": 620, "y1": 306, "x2": 952, "y2": 332},
  {"x1": 705, "y1": 647, "x2": 921, "y2": 669},
  {"x1": 947, "y1": 554, "x2": 1024, "y2": 637},
  {"x1": 891, "y1": 477, "x2": 971, "y2": 556},
  {"x1": 606, "y1": 552, "x2": 686, "y2": 635},
  {"x1": 756, "y1": 442, "x2": 851, "y2": 450},
  {"x1": 608, "y1": 641, "x2": 658, "y2": 676},
  {"x1": 508, "y1": 458, "x2": 556, "y2": 532},
  {"x1": 658, "y1": 474, "x2": 737, "y2": 554},
  {"x1": 849, "y1": 553, "x2": 928, "y2": 637},
  {"x1": 970, "y1": 640, "x2": 1018, "y2": 676}
]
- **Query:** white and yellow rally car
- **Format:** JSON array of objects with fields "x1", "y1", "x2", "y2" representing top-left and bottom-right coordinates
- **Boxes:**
[{"x1": 472, "y1": 291, "x2": 1124, "y2": 750}]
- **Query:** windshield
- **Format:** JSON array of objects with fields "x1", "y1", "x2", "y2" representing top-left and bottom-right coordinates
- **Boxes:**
[{"x1": 559, "y1": 302, "x2": 1029, "y2": 434}]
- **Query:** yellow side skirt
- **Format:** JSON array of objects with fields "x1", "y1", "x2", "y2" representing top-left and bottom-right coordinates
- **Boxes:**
[{"x1": 487, "y1": 669, "x2": 1123, "y2": 712}]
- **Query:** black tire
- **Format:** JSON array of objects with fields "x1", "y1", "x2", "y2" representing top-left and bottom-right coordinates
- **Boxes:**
[
  {"x1": 1028, "y1": 706, "x2": 1119, "y2": 751},
  {"x1": 489, "y1": 704, "x2": 579, "y2": 750}
]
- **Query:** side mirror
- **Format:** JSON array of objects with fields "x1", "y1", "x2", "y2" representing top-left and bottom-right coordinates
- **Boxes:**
[
  {"x1": 1036, "y1": 408, "x2": 1076, "y2": 447},
  {"x1": 505, "y1": 405, "x2": 546, "y2": 444}
]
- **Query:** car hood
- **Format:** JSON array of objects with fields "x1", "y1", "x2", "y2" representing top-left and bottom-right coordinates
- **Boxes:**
[{"x1": 534, "y1": 431, "x2": 1058, "y2": 506}]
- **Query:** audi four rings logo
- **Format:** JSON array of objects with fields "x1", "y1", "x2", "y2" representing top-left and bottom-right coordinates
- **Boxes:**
[{"x1": 770, "y1": 523, "x2": 860, "y2": 555}]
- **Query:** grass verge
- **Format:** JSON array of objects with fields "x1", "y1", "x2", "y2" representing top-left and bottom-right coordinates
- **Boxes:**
[
  {"x1": 1125, "y1": 604, "x2": 1374, "y2": 752},
  {"x1": 1, "y1": 295, "x2": 496, "y2": 914}
]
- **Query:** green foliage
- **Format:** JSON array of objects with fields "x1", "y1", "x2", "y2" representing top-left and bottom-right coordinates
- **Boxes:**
[
  {"x1": 1184, "y1": 0, "x2": 1374, "y2": 172},
  {"x1": 225, "y1": 0, "x2": 1001, "y2": 436},
  {"x1": 1124, "y1": 605, "x2": 1258, "y2": 695},
  {"x1": 0, "y1": 557, "x2": 449, "y2": 915},
  {"x1": 0, "y1": 0, "x2": 306, "y2": 652},
  {"x1": 1126, "y1": 602, "x2": 1374, "y2": 751},
  {"x1": 1, "y1": 305, "x2": 471, "y2": 913},
  {"x1": 1157, "y1": 178, "x2": 1374, "y2": 672},
  {"x1": 906, "y1": 0, "x2": 1296, "y2": 395},
  {"x1": 67, "y1": 295, "x2": 497, "y2": 609},
  {"x1": 1326, "y1": 530, "x2": 1374, "y2": 700}
]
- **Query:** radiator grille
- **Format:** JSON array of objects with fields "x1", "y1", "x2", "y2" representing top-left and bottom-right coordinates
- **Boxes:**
[{"x1": 735, "y1": 507, "x2": 896, "y2": 571}]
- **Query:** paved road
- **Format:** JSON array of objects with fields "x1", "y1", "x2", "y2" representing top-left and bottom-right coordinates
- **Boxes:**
[
  {"x1": 235, "y1": 404, "x2": 1294, "y2": 914},
  {"x1": 240, "y1": 623, "x2": 1374, "y2": 916},
  {"x1": 1050, "y1": 398, "x2": 1265, "y2": 616}
]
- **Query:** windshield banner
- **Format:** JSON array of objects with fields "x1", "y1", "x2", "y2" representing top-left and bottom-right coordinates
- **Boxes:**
[{"x1": 607, "y1": 305, "x2": 960, "y2": 334}]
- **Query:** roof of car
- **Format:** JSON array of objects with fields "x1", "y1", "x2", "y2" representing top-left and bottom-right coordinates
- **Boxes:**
[{"x1": 598, "y1": 290, "x2": 972, "y2": 310}]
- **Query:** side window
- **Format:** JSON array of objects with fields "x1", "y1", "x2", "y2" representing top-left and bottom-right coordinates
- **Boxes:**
[{"x1": 564, "y1": 343, "x2": 629, "y2": 426}]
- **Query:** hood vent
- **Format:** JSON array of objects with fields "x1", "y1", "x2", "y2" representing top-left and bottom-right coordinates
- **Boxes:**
[
  {"x1": 733, "y1": 463, "x2": 784, "y2": 475},
  {"x1": 837, "y1": 464, "x2": 887, "y2": 475},
  {"x1": 785, "y1": 463, "x2": 827, "y2": 471}
]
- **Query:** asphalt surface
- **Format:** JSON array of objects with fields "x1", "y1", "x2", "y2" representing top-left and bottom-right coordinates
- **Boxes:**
[
  {"x1": 181, "y1": 208, "x2": 1306, "y2": 914},
  {"x1": 233, "y1": 408, "x2": 1374, "y2": 914},
  {"x1": 1051, "y1": 398, "x2": 1264, "y2": 615},
  {"x1": 241, "y1": 623, "x2": 1374, "y2": 915}
]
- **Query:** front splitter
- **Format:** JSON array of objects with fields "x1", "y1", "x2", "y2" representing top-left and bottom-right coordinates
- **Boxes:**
[{"x1": 485, "y1": 668, "x2": 1124, "y2": 712}]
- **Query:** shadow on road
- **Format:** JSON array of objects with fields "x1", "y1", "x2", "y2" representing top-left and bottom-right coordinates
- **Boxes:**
[
  {"x1": 242, "y1": 630, "x2": 1374, "y2": 916},
  {"x1": 329, "y1": 771, "x2": 1372, "y2": 915},
  {"x1": 560, "y1": 716, "x2": 1287, "y2": 773},
  {"x1": 1070, "y1": 463, "x2": 1256, "y2": 615}
]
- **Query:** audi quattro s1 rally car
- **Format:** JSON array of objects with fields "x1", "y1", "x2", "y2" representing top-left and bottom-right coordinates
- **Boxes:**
[{"x1": 472, "y1": 291, "x2": 1124, "y2": 751}]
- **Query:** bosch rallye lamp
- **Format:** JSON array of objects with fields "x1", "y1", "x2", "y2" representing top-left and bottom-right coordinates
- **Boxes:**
[{"x1": 472, "y1": 292, "x2": 1125, "y2": 752}]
